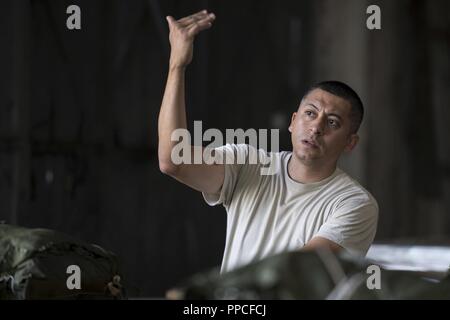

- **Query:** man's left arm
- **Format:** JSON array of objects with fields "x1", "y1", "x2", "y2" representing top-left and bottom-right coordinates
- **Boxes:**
[
  {"x1": 301, "y1": 236, "x2": 343, "y2": 253},
  {"x1": 301, "y1": 196, "x2": 379, "y2": 255}
]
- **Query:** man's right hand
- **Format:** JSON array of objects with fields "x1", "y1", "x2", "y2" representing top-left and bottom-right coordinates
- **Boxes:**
[{"x1": 166, "y1": 10, "x2": 216, "y2": 69}]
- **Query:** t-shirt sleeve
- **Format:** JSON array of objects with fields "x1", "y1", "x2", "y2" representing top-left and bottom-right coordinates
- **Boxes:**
[
  {"x1": 314, "y1": 195, "x2": 379, "y2": 256},
  {"x1": 202, "y1": 144, "x2": 250, "y2": 207}
]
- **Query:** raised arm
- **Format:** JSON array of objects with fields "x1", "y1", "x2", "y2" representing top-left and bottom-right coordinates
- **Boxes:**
[{"x1": 158, "y1": 10, "x2": 224, "y2": 194}]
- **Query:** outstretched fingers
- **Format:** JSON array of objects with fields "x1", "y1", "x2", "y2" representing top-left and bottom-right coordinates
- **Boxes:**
[
  {"x1": 166, "y1": 10, "x2": 216, "y2": 40},
  {"x1": 177, "y1": 10, "x2": 209, "y2": 26},
  {"x1": 186, "y1": 13, "x2": 216, "y2": 36}
]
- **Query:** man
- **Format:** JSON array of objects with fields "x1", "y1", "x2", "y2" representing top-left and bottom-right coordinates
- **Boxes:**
[{"x1": 158, "y1": 10, "x2": 378, "y2": 273}]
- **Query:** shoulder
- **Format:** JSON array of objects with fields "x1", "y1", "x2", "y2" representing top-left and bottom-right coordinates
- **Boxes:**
[{"x1": 331, "y1": 169, "x2": 379, "y2": 213}]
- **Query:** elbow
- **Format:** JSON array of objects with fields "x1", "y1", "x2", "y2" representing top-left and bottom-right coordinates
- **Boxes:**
[
  {"x1": 159, "y1": 161, "x2": 179, "y2": 176},
  {"x1": 158, "y1": 146, "x2": 180, "y2": 176}
]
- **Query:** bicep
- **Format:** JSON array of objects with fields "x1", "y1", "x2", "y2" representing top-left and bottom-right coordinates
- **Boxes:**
[
  {"x1": 166, "y1": 146, "x2": 225, "y2": 194},
  {"x1": 173, "y1": 161, "x2": 225, "y2": 194}
]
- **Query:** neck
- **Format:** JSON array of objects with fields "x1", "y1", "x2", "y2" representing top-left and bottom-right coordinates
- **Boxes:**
[{"x1": 288, "y1": 154, "x2": 337, "y2": 184}]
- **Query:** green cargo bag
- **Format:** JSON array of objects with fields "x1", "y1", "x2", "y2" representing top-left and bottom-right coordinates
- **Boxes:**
[{"x1": 0, "y1": 223, "x2": 124, "y2": 300}]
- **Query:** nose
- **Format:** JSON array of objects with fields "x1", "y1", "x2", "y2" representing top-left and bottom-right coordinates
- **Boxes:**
[
  {"x1": 309, "y1": 117, "x2": 325, "y2": 136},
  {"x1": 310, "y1": 126, "x2": 322, "y2": 136}
]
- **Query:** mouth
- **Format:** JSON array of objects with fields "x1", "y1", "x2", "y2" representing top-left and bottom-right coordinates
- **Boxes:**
[{"x1": 301, "y1": 139, "x2": 319, "y2": 149}]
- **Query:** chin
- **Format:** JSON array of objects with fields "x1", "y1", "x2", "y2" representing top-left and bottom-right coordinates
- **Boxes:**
[
  {"x1": 293, "y1": 149, "x2": 321, "y2": 163},
  {"x1": 294, "y1": 150, "x2": 312, "y2": 162}
]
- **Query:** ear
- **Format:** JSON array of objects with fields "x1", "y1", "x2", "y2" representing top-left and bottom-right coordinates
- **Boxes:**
[
  {"x1": 344, "y1": 134, "x2": 359, "y2": 152},
  {"x1": 288, "y1": 112, "x2": 297, "y2": 133}
]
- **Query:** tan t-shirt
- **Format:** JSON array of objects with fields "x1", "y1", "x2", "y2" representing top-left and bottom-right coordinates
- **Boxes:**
[{"x1": 203, "y1": 144, "x2": 379, "y2": 273}]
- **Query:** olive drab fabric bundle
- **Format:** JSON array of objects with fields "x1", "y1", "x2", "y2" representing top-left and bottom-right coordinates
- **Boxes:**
[
  {"x1": 168, "y1": 249, "x2": 450, "y2": 300},
  {"x1": 0, "y1": 223, "x2": 124, "y2": 300}
]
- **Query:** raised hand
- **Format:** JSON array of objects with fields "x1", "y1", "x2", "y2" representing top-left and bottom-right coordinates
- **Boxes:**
[{"x1": 166, "y1": 10, "x2": 216, "y2": 69}]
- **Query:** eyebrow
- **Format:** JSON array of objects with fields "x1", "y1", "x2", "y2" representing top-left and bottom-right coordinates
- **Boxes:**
[{"x1": 304, "y1": 103, "x2": 343, "y2": 121}]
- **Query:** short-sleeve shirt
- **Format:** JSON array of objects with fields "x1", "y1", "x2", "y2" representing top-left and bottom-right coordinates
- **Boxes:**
[{"x1": 203, "y1": 144, "x2": 379, "y2": 273}]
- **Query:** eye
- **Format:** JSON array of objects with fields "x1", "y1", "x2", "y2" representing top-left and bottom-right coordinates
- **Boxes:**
[
  {"x1": 328, "y1": 119, "x2": 340, "y2": 128},
  {"x1": 305, "y1": 110, "x2": 315, "y2": 117}
]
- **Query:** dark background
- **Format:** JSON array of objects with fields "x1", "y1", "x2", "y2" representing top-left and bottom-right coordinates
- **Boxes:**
[{"x1": 1, "y1": 0, "x2": 449, "y2": 297}]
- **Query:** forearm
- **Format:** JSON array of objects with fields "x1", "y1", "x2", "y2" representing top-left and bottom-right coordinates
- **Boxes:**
[
  {"x1": 158, "y1": 10, "x2": 215, "y2": 171},
  {"x1": 158, "y1": 66, "x2": 188, "y2": 168}
]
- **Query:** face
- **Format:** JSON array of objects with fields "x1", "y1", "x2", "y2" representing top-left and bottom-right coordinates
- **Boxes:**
[{"x1": 288, "y1": 88, "x2": 359, "y2": 167}]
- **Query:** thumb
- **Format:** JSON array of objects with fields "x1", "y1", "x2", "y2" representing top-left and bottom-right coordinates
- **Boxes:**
[{"x1": 166, "y1": 16, "x2": 175, "y2": 27}]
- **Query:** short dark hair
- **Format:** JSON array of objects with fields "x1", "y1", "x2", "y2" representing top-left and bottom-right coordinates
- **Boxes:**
[{"x1": 303, "y1": 81, "x2": 364, "y2": 134}]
